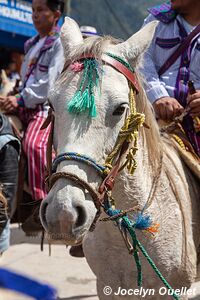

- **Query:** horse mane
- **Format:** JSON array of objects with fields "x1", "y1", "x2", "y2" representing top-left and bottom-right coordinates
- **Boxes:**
[
  {"x1": 68, "y1": 35, "x2": 121, "y2": 62},
  {"x1": 67, "y1": 36, "x2": 163, "y2": 172},
  {"x1": 135, "y1": 77, "x2": 162, "y2": 171}
]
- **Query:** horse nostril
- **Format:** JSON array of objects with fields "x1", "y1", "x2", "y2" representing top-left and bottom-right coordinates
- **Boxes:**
[{"x1": 75, "y1": 205, "x2": 86, "y2": 228}]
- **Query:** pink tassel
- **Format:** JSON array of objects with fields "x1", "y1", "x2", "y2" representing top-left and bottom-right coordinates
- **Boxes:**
[{"x1": 70, "y1": 62, "x2": 84, "y2": 72}]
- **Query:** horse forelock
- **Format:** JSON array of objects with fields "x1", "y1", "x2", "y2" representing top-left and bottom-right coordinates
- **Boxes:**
[{"x1": 68, "y1": 35, "x2": 121, "y2": 62}]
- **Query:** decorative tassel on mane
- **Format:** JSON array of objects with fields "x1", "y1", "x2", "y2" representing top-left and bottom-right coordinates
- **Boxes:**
[
  {"x1": 133, "y1": 212, "x2": 159, "y2": 236},
  {"x1": 67, "y1": 58, "x2": 99, "y2": 117}
]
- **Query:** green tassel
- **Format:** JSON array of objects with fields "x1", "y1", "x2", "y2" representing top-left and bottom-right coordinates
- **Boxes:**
[
  {"x1": 81, "y1": 88, "x2": 91, "y2": 111},
  {"x1": 67, "y1": 91, "x2": 82, "y2": 113},
  {"x1": 67, "y1": 58, "x2": 99, "y2": 118},
  {"x1": 89, "y1": 94, "x2": 97, "y2": 117}
]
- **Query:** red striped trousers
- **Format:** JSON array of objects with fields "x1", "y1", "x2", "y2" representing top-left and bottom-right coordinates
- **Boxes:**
[{"x1": 19, "y1": 105, "x2": 50, "y2": 201}]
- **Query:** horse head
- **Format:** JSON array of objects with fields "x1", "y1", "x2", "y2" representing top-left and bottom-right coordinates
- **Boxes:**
[{"x1": 40, "y1": 17, "x2": 158, "y2": 245}]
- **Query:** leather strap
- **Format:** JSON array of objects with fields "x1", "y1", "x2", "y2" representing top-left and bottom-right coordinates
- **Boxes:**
[
  {"x1": 41, "y1": 107, "x2": 54, "y2": 180},
  {"x1": 158, "y1": 23, "x2": 200, "y2": 76},
  {"x1": 101, "y1": 54, "x2": 139, "y2": 93},
  {"x1": 98, "y1": 140, "x2": 129, "y2": 198},
  {"x1": 49, "y1": 172, "x2": 101, "y2": 210},
  {"x1": 8, "y1": 118, "x2": 23, "y2": 141},
  {"x1": 62, "y1": 53, "x2": 139, "y2": 93}
]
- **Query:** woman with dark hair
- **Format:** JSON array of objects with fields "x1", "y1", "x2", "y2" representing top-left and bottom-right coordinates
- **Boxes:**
[{"x1": 0, "y1": 0, "x2": 65, "y2": 233}]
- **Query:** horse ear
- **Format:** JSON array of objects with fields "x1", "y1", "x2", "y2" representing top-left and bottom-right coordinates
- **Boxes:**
[
  {"x1": 60, "y1": 17, "x2": 83, "y2": 58},
  {"x1": 111, "y1": 21, "x2": 158, "y2": 65}
]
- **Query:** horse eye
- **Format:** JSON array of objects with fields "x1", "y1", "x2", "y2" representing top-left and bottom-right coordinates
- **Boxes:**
[{"x1": 112, "y1": 104, "x2": 128, "y2": 116}]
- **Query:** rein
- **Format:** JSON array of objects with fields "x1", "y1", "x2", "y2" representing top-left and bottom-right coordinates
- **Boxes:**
[{"x1": 50, "y1": 172, "x2": 101, "y2": 211}]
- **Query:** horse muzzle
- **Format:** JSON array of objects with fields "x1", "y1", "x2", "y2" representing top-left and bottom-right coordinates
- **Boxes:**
[{"x1": 40, "y1": 194, "x2": 93, "y2": 244}]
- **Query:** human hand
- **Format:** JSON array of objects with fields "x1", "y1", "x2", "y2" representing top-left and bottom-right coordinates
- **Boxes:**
[
  {"x1": 153, "y1": 97, "x2": 184, "y2": 120},
  {"x1": 0, "y1": 96, "x2": 18, "y2": 113},
  {"x1": 187, "y1": 90, "x2": 200, "y2": 117}
]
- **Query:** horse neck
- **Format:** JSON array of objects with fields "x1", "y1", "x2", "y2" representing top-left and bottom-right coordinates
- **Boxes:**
[{"x1": 114, "y1": 131, "x2": 161, "y2": 211}]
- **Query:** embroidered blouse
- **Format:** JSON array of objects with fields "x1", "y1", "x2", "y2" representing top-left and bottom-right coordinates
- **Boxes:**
[{"x1": 19, "y1": 26, "x2": 64, "y2": 109}]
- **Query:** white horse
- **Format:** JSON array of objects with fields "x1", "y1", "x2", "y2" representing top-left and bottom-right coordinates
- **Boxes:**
[{"x1": 40, "y1": 17, "x2": 200, "y2": 300}]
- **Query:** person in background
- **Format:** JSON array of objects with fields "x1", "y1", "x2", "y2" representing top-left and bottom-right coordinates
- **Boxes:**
[
  {"x1": 0, "y1": 0, "x2": 65, "y2": 233},
  {"x1": 140, "y1": 0, "x2": 200, "y2": 156},
  {"x1": 4, "y1": 60, "x2": 20, "y2": 83},
  {"x1": 0, "y1": 113, "x2": 20, "y2": 255},
  {"x1": 11, "y1": 52, "x2": 24, "y2": 75},
  {"x1": 0, "y1": 53, "x2": 20, "y2": 97},
  {"x1": 0, "y1": 50, "x2": 20, "y2": 80},
  {"x1": 0, "y1": 52, "x2": 20, "y2": 253}
]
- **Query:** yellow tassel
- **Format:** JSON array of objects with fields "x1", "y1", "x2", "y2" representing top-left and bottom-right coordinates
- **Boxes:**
[
  {"x1": 193, "y1": 117, "x2": 200, "y2": 133},
  {"x1": 104, "y1": 86, "x2": 145, "y2": 175},
  {"x1": 172, "y1": 134, "x2": 186, "y2": 150}
]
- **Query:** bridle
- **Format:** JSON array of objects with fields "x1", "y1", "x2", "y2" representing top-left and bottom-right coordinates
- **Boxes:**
[
  {"x1": 41, "y1": 53, "x2": 181, "y2": 298},
  {"x1": 41, "y1": 52, "x2": 145, "y2": 230}
]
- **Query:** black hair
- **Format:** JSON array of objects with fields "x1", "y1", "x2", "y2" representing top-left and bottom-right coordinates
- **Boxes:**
[{"x1": 46, "y1": 0, "x2": 65, "y2": 15}]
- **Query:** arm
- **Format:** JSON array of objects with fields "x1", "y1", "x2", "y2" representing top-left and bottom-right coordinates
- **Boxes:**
[
  {"x1": 0, "y1": 40, "x2": 64, "y2": 112},
  {"x1": 140, "y1": 15, "x2": 170, "y2": 103},
  {"x1": 139, "y1": 15, "x2": 184, "y2": 120}
]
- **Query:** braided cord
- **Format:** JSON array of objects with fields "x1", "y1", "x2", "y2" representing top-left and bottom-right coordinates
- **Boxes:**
[
  {"x1": 104, "y1": 86, "x2": 145, "y2": 174},
  {"x1": 52, "y1": 152, "x2": 106, "y2": 176},
  {"x1": 103, "y1": 200, "x2": 179, "y2": 299},
  {"x1": 122, "y1": 216, "x2": 179, "y2": 300}
]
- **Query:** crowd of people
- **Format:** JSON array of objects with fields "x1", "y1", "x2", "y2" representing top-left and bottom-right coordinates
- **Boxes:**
[{"x1": 0, "y1": 0, "x2": 199, "y2": 258}]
